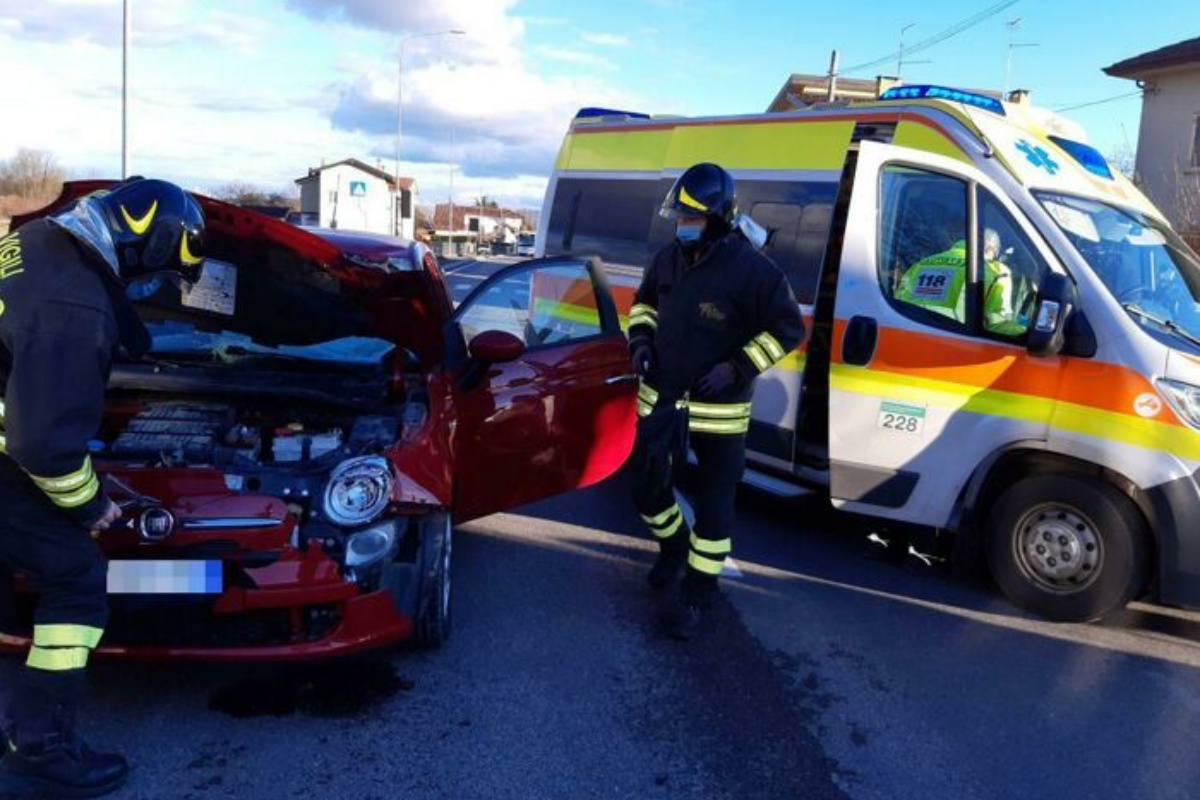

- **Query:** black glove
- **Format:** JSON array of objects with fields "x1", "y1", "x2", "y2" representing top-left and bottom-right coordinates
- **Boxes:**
[
  {"x1": 696, "y1": 362, "x2": 737, "y2": 395},
  {"x1": 630, "y1": 341, "x2": 655, "y2": 377}
]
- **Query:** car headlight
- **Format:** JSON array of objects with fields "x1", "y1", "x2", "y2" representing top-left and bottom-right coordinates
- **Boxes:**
[
  {"x1": 323, "y1": 456, "x2": 394, "y2": 527},
  {"x1": 345, "y1": 522, "x2": 399, "y2": 569},
  {"x1": 1156, "y1": 379, "x2": 1200, "y2": 429}
]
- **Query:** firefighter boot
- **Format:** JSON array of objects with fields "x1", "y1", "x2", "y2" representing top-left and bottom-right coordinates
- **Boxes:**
[
  {"x1": 647, "y1": 530, "x2": 689, "y2": 592},
  {"x1": 1, "y1": 701, "x2": 128, "y2": 799},
  {"x1": 666, "y1": 571, "x2": 716, "y2": 641}
]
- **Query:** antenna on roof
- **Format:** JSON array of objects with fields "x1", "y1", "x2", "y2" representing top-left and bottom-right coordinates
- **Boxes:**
[{"x1": 1004, "y1": 17, "x2": 1039, "y2": 97}]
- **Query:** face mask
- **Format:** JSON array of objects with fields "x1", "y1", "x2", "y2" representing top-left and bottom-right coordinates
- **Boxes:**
[
  {"x1": 676, "y1": 219, "x2": 705, "y2": 245},
  {"x1": 126, "y1": 274, "x2": 165, "y2": 301}
]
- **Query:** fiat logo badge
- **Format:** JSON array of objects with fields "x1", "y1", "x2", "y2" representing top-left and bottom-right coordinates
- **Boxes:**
[{"x1": 137, "y1": 508, "x2": 176, "y2": 541}]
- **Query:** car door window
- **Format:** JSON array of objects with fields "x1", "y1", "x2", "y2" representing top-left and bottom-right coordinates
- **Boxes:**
[
  {"x1": 879, "y1": 166, "x2": 970, "y2": 331},
  {"x1": 456, "y1": 263, "x2": 603, "y2": 349},
  {"x1": 978, "y1": 190, "x2": 1050, "y2": 338}
]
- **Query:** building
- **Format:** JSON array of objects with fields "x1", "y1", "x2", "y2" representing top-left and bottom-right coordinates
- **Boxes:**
[
  {"x1": 766, "y1": 73, "x2": 1005, "y2": 113},
  {"x1": 432, "y1": 203, "x2": 530, "y2": 252},
  {"x1": 766, "y1": 74, "x2": 903, "y2": 112},
  {"x1": 1104, "y1": 37, "x2": 1200, "y2": 238},
  {"x1": 294, "y1": 158, "x2": 418, "y2": 238}
]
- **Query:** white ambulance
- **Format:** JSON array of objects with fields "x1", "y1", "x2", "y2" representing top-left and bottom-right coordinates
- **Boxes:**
[{"x1": 536, "y1": 86, "x2": 1200, "y2": 622}]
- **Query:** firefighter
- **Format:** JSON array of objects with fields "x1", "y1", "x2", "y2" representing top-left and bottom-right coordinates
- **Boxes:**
[
  {"x1": 627, "y1": 163, "x2": 804, "y2": 640},
  {"x1": 0, "y1": 178, "x2": 205, "y2": 798}
]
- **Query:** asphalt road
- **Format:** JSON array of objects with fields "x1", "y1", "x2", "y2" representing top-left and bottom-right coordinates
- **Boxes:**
[
  {"x1": 4, "y1": 464, "x2": 1200, "y2": 800},
  {"x1": 4, "y1": 257, "x2": 1200, "y2": 799}
]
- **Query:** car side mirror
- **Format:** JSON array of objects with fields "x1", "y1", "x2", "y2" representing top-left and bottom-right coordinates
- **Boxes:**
[
  {"x1": 1027, "y1": 272, "x2": 1073, "y2": 358},
  {"x1": 468, "y1": 330, "x2": 525, "y2": 364}
]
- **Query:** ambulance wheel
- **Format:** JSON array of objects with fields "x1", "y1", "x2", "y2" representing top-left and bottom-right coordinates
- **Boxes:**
[
  {"x1": 986, "y1": 474, "x2": 1150, "y2": 622},
  {"x1": 413, "y1": 513, "x2": 453, "y2": 648}
]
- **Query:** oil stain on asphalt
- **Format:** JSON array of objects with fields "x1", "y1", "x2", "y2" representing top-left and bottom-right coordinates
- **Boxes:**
[{"x1": 208, "y1": 659, "x2": 413, "y2": 718}]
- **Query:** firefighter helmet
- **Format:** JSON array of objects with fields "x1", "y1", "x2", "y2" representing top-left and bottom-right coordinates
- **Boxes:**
[
  {"x1": 93, "y1": 178, "x2": 207, "y2": 284},
  {"x1": 660, "y1": 163, "x2": 737, "y2": 226}
]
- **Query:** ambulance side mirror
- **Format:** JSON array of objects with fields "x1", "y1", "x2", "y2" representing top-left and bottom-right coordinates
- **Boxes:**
[{"x1": 1027, "y1": 272, "x2": 1073, "y2": 358}]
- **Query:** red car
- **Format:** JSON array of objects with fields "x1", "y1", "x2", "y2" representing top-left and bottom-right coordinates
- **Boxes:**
[{"x1": 0, "y1": 182, "x2": 638, "y2": 660}]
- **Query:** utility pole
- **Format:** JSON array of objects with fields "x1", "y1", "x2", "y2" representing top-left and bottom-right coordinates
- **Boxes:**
[
  {"x1": 826, "y1": 50, "x2": 839, "y2": 102},
  {"x1": 394, "y1": 29, "x2": 465, "y2": 236},
  {"x1": 897, "y1": 23, "x2": 914, "y2": 81},
  {"x1": 1004, "y1": 17, "x2": 1038, "y2": 98},
  {"x1": 121, "y1": 0, "x2": 131, "y2": 178},
  {"x1": 448, "y1": 125, "x2": 456, "y2": 257}
]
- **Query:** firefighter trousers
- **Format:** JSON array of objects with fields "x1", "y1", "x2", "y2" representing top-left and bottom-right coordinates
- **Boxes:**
[
  {"x1": 630, "y1": 408, "x2": 745, "y2": 608},
  {"x1": 0, "y1": 456, "x2": 107, "y2": 742}
]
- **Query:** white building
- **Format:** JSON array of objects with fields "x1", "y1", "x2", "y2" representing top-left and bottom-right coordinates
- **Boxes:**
[
  {"x1": 295, "y1": 158, "x2": 418, "y2": 238},
  {"x1": 1105, "y1": 37, "x2": 1200, "y2": 238}
]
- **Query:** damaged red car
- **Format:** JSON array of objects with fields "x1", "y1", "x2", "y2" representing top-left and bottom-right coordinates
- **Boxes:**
[{"x1": 0, "y1": 181, "x2": 638, "y2": 660}]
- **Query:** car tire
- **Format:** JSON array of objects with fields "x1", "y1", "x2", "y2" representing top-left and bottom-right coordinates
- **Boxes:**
[
  {"x1": 985, "y1": 474, "x2": 1151, "y2": 622},
  {"x1": 413, "y1": 513, "x2": 453, "y2": 648}
]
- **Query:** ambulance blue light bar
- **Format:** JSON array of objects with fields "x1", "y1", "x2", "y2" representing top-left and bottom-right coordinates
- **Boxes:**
[
  {"x1": 574, "y1": 107, "x2": 650, "y2": 120},
  {"x1": 879, "y1": 85, "x2": 1006, "y2": 116},
  {"x1": 1048, "y1": 136, "x2": 1114, "y2": 180}
]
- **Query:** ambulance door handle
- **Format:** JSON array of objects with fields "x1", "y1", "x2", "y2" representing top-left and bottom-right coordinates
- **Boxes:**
[{"x1": 842, "y1": 316, "x2": 878, "y2": 366}]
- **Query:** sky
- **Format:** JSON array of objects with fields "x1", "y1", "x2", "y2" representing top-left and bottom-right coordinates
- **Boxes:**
[{"x1": 0, "y1": 0, "x2": 1195, "y2": 211}]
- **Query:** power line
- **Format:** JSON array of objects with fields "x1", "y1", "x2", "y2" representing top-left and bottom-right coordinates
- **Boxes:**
[
  {"x1": 842, "y1": 0, "x2": 1022, "y2": 75},
  {"x1": 1053, "y1": 91, "x2": 1143, "y2": 113}
]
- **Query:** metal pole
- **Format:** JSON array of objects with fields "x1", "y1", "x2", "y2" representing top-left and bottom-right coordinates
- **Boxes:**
[
  {"x1": 897, "y1": 23, "x2": 915, "y2": 82},
  {"x1": 122, "y1": 0, "x2": 130, "y2": 178},
  {"x1": 393, "y1": 30, "x2": 464, "y2": 238},
  {"x1": 393, "y1": 39, "x2": 404, "y2": 236},
  {"x1": 826, "y1": 50, "x2": 839, "y2": 102},
  {"x1": 448, "y1": 125, "x2": 455, "y2": 257}
]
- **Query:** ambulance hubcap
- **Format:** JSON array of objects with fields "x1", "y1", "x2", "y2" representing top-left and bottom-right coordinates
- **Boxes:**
[{"x1": 1014, "y1": 505, "x2": 1103, "y2": 593}]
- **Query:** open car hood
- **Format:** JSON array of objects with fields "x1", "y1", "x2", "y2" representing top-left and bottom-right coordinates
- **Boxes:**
[{"x1": 12, "y1": 181, "x2": 453, "y2": 366}]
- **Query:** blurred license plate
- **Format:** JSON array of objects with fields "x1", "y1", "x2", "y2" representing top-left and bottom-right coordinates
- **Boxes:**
[{"x1": 107, "y1": 561, "x2": 223, "y2": 595}]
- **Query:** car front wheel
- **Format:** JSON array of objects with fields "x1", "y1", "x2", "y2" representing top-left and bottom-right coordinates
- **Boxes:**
[
  {"x1": 985, "y1": 474, "x2": 1151, "y2": 622},
  {"x1": 414, "y1": 512, "x2": 453, "y2": 647}
]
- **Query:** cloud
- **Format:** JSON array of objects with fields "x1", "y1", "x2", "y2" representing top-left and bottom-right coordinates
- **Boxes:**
[
  {"x1": 536, "y1": 46, "x2": 617, "y2": 70},
  {"x1": 0, "y1": 0, "x2": 269, "y2": 53},
  {"x1": 581, "y1": 32, "x2": 629, "y2": 47}
]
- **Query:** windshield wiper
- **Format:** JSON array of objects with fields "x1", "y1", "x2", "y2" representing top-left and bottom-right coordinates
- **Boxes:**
[{"x1": 1122, "y1": 303, "x2": 1200, "y2": 349}]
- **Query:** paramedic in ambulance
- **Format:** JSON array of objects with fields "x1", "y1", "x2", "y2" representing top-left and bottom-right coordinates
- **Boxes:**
[
  {"x1": 0, "y1": 178, "x2": 205, "y2": 798},
  {"x1": 626, "y1": 163, "x2": 804, "y2": 640},
  {"x1": 898, "y1": 227, "x2": 1025, "y2": 334}
]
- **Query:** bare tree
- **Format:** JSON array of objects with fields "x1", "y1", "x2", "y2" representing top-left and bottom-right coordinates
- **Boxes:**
[
  {"x1": 1107, "y1": 143, "x2": 1137, "y2": 181},
  {"x1": 212, "y1": 181, "x2": 299, "y2": 209},
  {"x1": 0, "y1": 149, "x2": 66, "y2": 199}
]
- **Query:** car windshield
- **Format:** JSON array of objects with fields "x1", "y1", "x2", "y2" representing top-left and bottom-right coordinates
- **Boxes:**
[{"x1": 1036, "y1": 191, "x2": 1200, "y2": 349}]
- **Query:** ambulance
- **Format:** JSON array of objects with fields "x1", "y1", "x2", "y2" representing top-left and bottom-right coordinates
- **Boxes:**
[{"x1": 536, "y1": 86, "x2": 1200, "y2": 622}]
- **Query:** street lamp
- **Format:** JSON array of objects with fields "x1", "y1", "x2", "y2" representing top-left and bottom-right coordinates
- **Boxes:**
[{"x1": 394, "y1": 28, "x2": 465, "y2": 237}]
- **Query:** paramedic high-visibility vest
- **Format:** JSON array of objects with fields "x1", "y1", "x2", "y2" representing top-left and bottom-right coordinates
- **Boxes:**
[{"x1": 896, "y1": 240, "x2": 1025, "y2": 335}]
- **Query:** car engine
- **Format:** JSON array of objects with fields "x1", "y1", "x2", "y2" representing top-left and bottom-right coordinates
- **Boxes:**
[{"x1": 101, "y1": 400, "x2": 423, "y2": 469}]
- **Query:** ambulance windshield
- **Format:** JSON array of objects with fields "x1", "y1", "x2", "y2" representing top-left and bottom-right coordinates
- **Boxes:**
[{"x1": 1037, "y1": 192, "x2": 1200, "y2": 348}]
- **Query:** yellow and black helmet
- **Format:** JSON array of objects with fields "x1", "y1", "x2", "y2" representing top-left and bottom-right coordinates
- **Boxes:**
[
  {"x1": 94, "y1": 178, "x2": 206, "y2": 284},
  {"x1": 660, "y1": 163, "x2": 737, "y2": 226}
]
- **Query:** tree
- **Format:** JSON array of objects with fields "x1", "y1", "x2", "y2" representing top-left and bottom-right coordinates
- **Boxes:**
[
  {"x1": 212, "y1": 181, "x2": 299, "y2": 209},
  {"x1": 0, "y1": 149, "x2": 66, "y2": 200},
  {"x1": 1107, "y1": 143, "x2": 1137, "y2": 181}
]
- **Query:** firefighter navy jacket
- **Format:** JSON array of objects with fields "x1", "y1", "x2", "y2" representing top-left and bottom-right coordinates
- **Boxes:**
[
  {"x1": 628, "y1": 231, "x2": 805, "y2": 413},
  {"x1": 0, "y1": 219, "x2": 138, "y2": 525}
]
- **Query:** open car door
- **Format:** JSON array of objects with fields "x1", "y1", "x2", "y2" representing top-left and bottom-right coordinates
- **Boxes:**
[{"x1": 446, "y1": 257, "x2": 639, "y2": 523}]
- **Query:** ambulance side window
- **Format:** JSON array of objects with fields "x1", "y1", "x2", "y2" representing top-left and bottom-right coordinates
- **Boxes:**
[
  {"x1": 878, "y1": 166, "x2": 970, "y2": 331},
  {"x1": 543, "y1": 177, "x2": 668, "y2": 269},
  {"x1": 749, "y1": 201, "x2": 833, "y2": 304},
  {"x1": 977, "y1": 191, "x2": 1049, "y2": 339}
]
